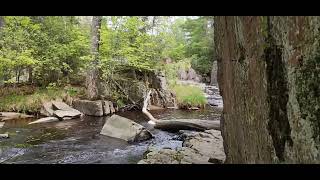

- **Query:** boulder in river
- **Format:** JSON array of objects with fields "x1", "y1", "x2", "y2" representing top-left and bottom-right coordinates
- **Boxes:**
[
  {"x1": 100, "y1": 115, "x2": 152, "y2": 142},
  {"x1": 73, "y1": 100, "x2": 104, "y2": 116},
  {"x1": 28, "y1": 117, "x2": 59, "y2": 125},
  {"x1": 0, "y1": 134, "x2": 9, "y2": 138},
  {"x1": 40, "y1": 102, "x2": 55, "y2": 116},
  {"x1": 53, "y1": 110, "x2": 82, "y2": 120}
]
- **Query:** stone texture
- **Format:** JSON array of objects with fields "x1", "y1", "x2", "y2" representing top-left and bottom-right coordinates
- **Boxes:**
[
  {"x1": 215, "y1": 16, "x2": 320, "y2": 163},
  {"x1": 72, "y1": 100, "x2": 104, "y2": 116},
  {"x1": 138, "y1": 129, "x2": 225, "y2": 164},
  {"x1": 52, "y1": 101, "x2": 75, "y2": 111},
  {"x1": 40, "y1": 102, "x2": 54, "y2": 117},
  {"x1": 53, "y1": 110, "x2": 81, "y2": 120},
  {"x1": 103, "y1": 101, "x2": 111, "y2": 115},
  {"x1": 177, "y1": 68, "x2": 188, "y2": 80},
  {"x1": 187, "y1": 68, "x2": 197, "y2": 81},
  {"x1": 100, "y1": 115, "x2": 152, "y2": 142}
]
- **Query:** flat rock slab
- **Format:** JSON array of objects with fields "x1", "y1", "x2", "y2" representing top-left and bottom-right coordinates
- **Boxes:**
[
  {"x1": 40, "y1": 102, "x2": 55, "y2": 116},
  {"x1": 73, "y1": 100, "x2": 104, "y2": 116},
  {"x1": 52, "y1": 101, "x2": 74, "y2": 111},
  {"x1": 100, "y1": 115, "x2": 152, "y2": 142},
  {"x1": 28, "y1": 117, "x2": 59, "y2": 125},
  {"x1": 53, "y1": 110, "x2": 82, "y2": 120},
  {"x1": 0, "y1": 112, "x2": 34, "y2": 121}
]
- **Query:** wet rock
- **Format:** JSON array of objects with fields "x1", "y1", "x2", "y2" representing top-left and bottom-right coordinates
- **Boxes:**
[
  {"x1": 53, "y1": 110, "x2": 82, "y2": 120},
  {"x1": 183, "y1": 130, "x2": 226, "y2": 163},
  {"x1": 0, "y1": 134, "x2": 9, "y2": 138},
  {"x1": 100, "y1": 115, "x2": 152, "y2": 142},
  {"x1": 73, "y1": 100, "x2": 104, "y2": 116},
  {"x1": 28, "y1": 117, "x2": 59, "y2": 125},
  {"x1": 138, "y1": 149, "x2": 181, "y2": 164},
  {"x1": 139, "y1": 129, "x2": 225, "y2": 164}
]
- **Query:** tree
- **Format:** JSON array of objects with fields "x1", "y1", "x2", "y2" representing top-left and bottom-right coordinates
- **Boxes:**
[
  {"x1": 86, "y1": 16, "x2": 102, "y2": 100},
  {"x1": 182, "y1": 16, "x2": 214, "y2": 76},
  {"x1": 0, "y1": 16, "x2": 4, "y2": 29}
]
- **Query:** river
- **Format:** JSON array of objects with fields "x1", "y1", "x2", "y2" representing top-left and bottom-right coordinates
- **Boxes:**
[
  {"x1": 1, "y1": 82, "x2": 223, "y2": 164},
  {"x1": 0, "y1": 107, "x2": 221, "y2": 164}
]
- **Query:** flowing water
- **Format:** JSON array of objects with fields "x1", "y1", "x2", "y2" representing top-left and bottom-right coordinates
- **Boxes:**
[{"x1": 0, "y1": 84, "x2": 222, "y2": 164}]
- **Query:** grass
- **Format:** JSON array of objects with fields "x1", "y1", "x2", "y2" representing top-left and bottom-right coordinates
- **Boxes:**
[
  {"x1": 171, "y1": 84, "x2": 207, "y2": 108},
  {"x1": 0, "y1": 85, "x2": 84, "y2": 114}
]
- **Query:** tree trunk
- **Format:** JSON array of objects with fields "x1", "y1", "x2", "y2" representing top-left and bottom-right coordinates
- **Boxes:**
[
  {"x1": 0, "y1": 16, "x2": 4, "y2": 29},
  {"x1": 28, "y1": 67, "x2": 33, "y2": 84},
  {"x1": 216, "y1": 16, "x2": 320, "y2": 163},
  {"x1": 86, "y1": 16, "x2": 102, "y2": 100}
]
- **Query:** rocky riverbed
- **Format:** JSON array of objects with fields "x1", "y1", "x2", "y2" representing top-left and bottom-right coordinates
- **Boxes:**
[{"x1": 138, "y1": 129, "x2": 225, "y2": 164}]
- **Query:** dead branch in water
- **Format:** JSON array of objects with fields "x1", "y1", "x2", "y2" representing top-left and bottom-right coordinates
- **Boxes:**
[{"x1": 142, "y1": 89, "x2": 158, "y2": 124}]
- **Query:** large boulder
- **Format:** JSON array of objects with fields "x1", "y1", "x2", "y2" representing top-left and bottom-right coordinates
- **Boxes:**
[
  {"x1": 187, "y1": 68, "x2": 197, "y2": 81},
  {"x1": 100, "y1": 115, "x2": 152, "y2": 142},
  {"x1": 177, "y1": 68, "x2": 188, "y2": 80},
  {"x1": 73, "y1": 100, "x2": 104, "y2": 116}
]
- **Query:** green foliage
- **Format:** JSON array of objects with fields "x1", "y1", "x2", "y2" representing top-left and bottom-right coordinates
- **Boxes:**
[
  {"x1": 0, "y1": 16, "x2": 90, "y2": 85},
  {"x1": 182, "y1": 16, "x2": 214, "y2": 75},
  {"x1": 171, "y1": 84, "x2": 207, "y2": 108},
  {"x1": 162, "y1": 59, "x2": 191, "y2": 86},
  {"x1": 0, "y1": 86, "x2": 82, "y2": 114},
  {"x1": 100, "y1": 16, "x2": 160, "y2": 79}
]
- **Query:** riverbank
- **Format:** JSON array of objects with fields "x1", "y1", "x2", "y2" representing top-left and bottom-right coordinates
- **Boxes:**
[{"x1": 0, "y1": 85, "x2": 84, "y2": 114}]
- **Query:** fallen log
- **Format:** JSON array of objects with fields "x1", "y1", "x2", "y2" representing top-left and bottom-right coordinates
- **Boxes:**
[{"x1": 154, "y1": 119, "x2": 220, "y2": 131}]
